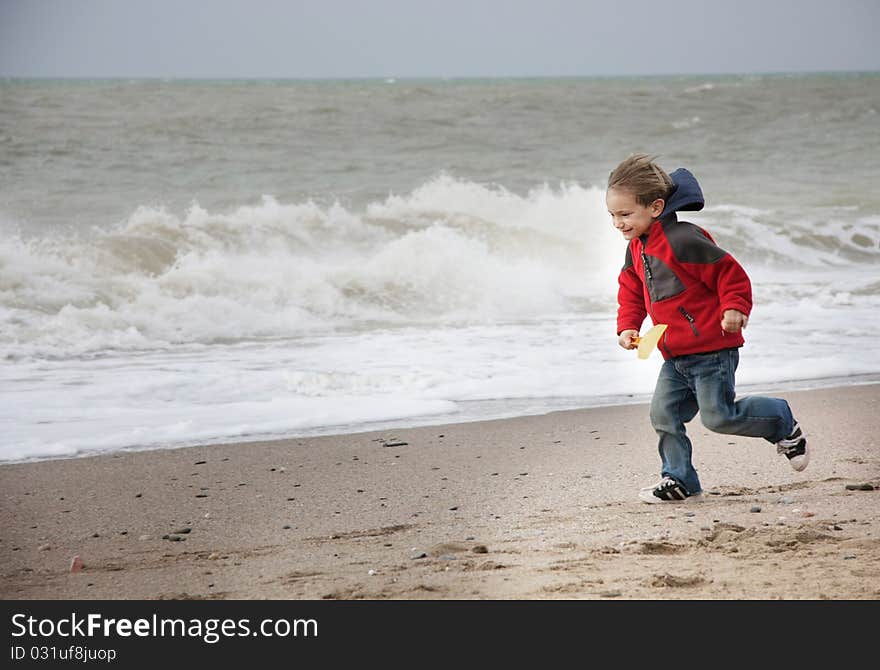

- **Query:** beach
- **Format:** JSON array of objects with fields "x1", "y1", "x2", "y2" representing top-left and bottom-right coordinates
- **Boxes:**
[{"x1": 2, "y1": 382, "x2": 878, "y2": 600}]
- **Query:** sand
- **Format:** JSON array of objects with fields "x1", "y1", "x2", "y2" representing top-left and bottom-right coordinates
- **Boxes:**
[{"x1": 1, "y1": 383, "x2": 878, "y2": 600}]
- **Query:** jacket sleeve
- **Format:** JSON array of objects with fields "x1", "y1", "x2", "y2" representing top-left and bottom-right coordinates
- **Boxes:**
[
  {"x1": 703, "y1": 254, "x2": 752, "y2": 317},
  {"x1": 669, "y1": 224, "x2": 752, "y2": 317},
  {"x1": 617, "y1": 246, "x2": 647, "y2": 334}
]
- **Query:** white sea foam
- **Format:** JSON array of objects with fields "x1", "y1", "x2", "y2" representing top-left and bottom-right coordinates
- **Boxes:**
[
  {"x1": 0, "y1": 177, "x2": 624, "y2": 358},
  {"x1": 3, "y1": 299, "x2": 878, "y2": 463},
  {"x1": 703, "y1": 205, "x2": 880, "y2": 266}
]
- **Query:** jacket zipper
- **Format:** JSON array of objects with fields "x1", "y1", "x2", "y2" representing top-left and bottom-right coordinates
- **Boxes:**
[
  {"x1": 640, "y1": 242, "x2": 673, "y2": 357},
  {"x1": 679, "y1": 306, "x2": 699, "y2": 337},
  {"x1": 640, "y1": 249, "x2": 654, "y2": 303}
]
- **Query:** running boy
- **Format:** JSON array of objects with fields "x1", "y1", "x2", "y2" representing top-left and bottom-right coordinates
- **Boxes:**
[{"x1": 608, "y1": 154, "x2": 808, "y2": 503}]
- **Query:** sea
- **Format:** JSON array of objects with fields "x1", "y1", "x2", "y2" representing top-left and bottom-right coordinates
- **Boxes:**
[{"x1": 2, "y1": 73, "x2": 879, "y2": 462}]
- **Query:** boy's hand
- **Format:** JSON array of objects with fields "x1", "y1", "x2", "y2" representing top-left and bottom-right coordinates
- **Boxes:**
[
  {"x1": 721, "y1": 309, "x2": 749, "y2": 332},
  {"x1": 618, "y1": 329, "x2": 640, "y2": 350}
]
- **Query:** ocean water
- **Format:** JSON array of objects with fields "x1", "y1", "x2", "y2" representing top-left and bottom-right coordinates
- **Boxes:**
[{"x1": 2, "y1": 73, "x2": 879, "y2": 462}]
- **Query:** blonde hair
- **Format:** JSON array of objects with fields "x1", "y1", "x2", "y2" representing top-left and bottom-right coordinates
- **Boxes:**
[{"x1": 607, "y1": 154, "x2": 674, "y2": 207}]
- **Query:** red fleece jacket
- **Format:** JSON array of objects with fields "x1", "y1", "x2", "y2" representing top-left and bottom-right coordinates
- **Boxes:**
[{"x1": 617, "y1": 215, "x2": 752, "y2": 359}]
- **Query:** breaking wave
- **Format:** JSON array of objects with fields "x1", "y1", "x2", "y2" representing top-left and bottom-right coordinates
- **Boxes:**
[{"x1": 1, "y1": 175, "x2": 877, "y2": 358}]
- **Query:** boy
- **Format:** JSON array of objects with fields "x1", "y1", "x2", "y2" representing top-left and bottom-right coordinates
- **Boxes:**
[{"x1": 608, "y1": 154, "x2": 808, "y2": 503}]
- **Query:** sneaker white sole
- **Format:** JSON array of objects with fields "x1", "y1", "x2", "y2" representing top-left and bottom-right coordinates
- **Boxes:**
[
  {"x1": 788, "y1": 442, "x2": 810, "y2": 472},
  {"x1": 638, "y1": 489, "x2": 704, "y2": 504}
]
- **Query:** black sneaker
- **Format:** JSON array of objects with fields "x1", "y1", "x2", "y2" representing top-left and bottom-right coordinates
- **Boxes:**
[
  {"x1": 638, "y1": 476, "x2": 703, "y2": 504},
  {"x1": 776, "y1": 421, "x2": 809, "y2": 471}
]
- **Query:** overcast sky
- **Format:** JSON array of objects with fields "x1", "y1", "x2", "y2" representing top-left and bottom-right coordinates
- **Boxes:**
[{"x1": 1, "y1": 0, "x2": 878, "y2": 79}]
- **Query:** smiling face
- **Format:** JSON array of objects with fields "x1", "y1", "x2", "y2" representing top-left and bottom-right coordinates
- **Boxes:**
[{"x1": 606, "y1": 187, "x2": 665, "y2": 241}]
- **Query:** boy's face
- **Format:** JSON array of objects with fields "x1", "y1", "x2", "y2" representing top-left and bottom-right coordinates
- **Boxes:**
[{"x1": 606, "y1": 188, "x2": 664, "y2": 241}]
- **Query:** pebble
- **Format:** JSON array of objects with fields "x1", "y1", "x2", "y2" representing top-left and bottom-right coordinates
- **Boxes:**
[
  {"x1": 368, "y1": 569, "x2": 377, "y2": 576},
  {"x1": 843, "y1": 554, "x2": 857, "y2": 560},
  {"x1": 684, "y1": 512, "x2": 696, "y2": 517},
  {"x1": 383, "y1": 440, "x2": 408, "y2": 447},
  {"x1": 472, "y1": 545, "x2": 489, "y2": 554},
  {"x1": 208, "y1": 552, "x2": 220, "y2": 560},
  {"x1": 845, "y1": 483, "x2": 875, "y2": 491},
  {"x1": 282, "y1": 524, "x2": 291, "y2": 530},
  {"x1": 174, "y1": 527, "x2": 192, "y2": 535},
  {"x1": 410, "y1": 551, "x2": 428, "y2": 560},
  {"x1": 38, "y1": 544, "x2": 51, "y2": 551},
  {"x1": 778, "y1": 496, "x2": 795, "y2": 505},
  {"x1": 69, "y1": 556, "x2": 84, "y2": 573},
  {"x1": 750, "y1": 506, "x2": 762, "y2": 513}
]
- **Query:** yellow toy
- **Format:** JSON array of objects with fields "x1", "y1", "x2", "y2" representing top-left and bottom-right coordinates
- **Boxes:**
[{"x1": 632, "y1": 324, "x2": 668, "y2": 359}]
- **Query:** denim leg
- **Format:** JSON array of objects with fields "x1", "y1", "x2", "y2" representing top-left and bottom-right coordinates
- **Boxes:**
[
  {"x1": 650, "y1": 359, "x2": 701, "y2": 495},
  {"x1": 693, "y1": 349, "x2": 794, "y2": 444}
]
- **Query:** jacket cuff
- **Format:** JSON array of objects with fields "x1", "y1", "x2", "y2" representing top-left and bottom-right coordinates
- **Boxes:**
[{"x1": 720, "y1": 300, "x2": 751, "y2": 317}]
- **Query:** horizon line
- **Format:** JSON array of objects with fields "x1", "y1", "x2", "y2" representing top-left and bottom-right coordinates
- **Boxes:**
[{"x1": 2, "y1": 68, "x2": 878, "y2": 82}]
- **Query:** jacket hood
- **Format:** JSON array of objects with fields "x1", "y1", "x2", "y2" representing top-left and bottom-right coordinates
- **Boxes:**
[{"x1": 660, "y1": 168, "x2": 704, "y2": 218}]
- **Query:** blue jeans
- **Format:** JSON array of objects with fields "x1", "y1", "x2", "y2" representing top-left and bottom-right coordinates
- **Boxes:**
[{"x1": 649, "y1": 348, "x2": 794, "y2": 495}]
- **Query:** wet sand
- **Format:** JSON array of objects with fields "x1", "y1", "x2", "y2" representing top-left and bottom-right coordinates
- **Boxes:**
[{"x1": 1, "y1": 383, "x2": 878, "y2": 600}]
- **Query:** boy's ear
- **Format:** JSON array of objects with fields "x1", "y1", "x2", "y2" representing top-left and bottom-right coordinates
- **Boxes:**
[{"x1": 651, "y1": 198, "x2": 665, "y2": 217}]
